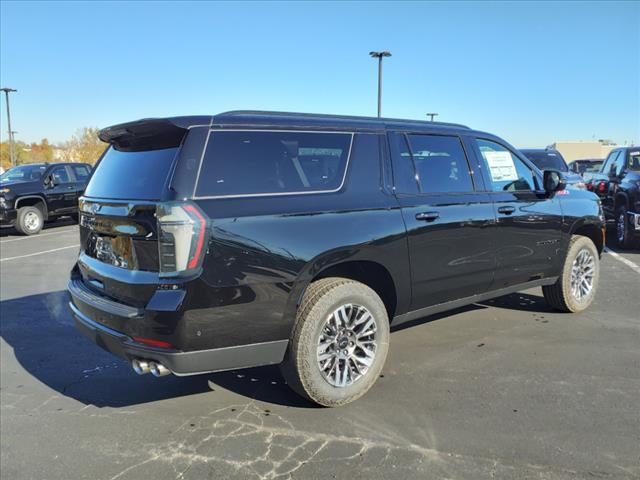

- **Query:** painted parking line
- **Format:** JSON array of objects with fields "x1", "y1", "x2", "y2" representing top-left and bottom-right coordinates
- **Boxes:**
[
  {"x1": 0, "y1": 228, "x2": 78, "y2": 244},
  {"x1": 0, "y1": 244, "x2": 80, "y2": 262},
  {"x1": 603, "y1": 246, "x2": 640, "y2": 275}
]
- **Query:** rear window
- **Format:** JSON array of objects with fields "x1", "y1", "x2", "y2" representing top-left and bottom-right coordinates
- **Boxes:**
[
  {"x1": 195, "y1": 130, "x2": 352, "y2": 197},
  {"x1": 84, "y1": 147, "x2": 178, "y2": 200}
]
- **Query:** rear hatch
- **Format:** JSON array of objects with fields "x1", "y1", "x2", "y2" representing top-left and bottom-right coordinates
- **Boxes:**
[{"x1": 76, "y1": 119, "x2": 196, "y2": 308}]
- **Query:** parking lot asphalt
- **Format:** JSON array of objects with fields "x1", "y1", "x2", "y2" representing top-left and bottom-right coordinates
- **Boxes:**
[{"x1": 1, "y1": 223, "x2": 639, "y2": 480}]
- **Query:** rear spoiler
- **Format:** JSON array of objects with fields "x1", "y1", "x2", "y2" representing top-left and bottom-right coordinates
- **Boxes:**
[{"x1": 99, "y1": 117, "x2": 211, "y2": 152}]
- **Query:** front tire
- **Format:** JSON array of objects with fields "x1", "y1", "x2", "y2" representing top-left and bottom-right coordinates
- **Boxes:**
[
  {"x1": 616, "y1": 205, "x2": 634, "y2": 249},
  {"x1": 543, "y1": 235, "x2": 599, "y2": 313},
  {"x1": 281, "y1": 277, "x2": 390, "y2": 407},
  {"x1": 15, "y1": 206, "x2": 44, "y2": 235}
]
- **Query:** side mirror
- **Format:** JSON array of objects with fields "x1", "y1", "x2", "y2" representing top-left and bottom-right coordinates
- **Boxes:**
[{"x1": 543, "y1": 169, "x2": 566, "y2": 194}]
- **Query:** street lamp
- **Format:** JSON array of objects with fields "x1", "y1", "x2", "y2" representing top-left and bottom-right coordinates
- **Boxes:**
[
  {"x1": 426, "y1": 113, "x2": 439, "y2": 122},
  {"x1": 369, "y1": 51, "x2": 391, "y2": 118},
  {"x1": 1, "y1": 87, "x2": 17, "y2": 167}
]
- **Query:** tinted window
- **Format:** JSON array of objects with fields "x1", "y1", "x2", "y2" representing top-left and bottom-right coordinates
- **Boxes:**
[
  {"x1": 72, "y1": 165, "x2": 91, "y2": 180},
  {"x1": 50, "y1": 166, "x2": 71, "y2": 183},
  {"x1": 629, "y1": 151, "x2": 640, "y2": 172},
  {"x1": 84, "y1": 147, "x2": 178, "y2": 200},
  {"x1": 601, "y1": 151, "x2": 619, "y2": 174},
  {"x1": 0, "y1": 164, "x2": 47, "y2": 183},
  {"x1": 615, "y1": 152, "x2": 627, "y2": 176},
  {"x1": 195, "y1": 131, "x2": 352, "y2": 197},
  {"x1": 521, "y1": 151, "x2": 567, "y2": 171},
  {"x1": 476, "y1": 139, "x2": 536, "y2": 191},
  {"x1": 399, "y1": 134, "x2": 473, "y2": 193}
]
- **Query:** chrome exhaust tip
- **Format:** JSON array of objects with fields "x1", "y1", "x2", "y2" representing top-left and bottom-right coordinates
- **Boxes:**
[
  {"x1": 132, "y1": 359, "x2": 151, "y2": 375},
  {"x1": 149, "y1": 362, "x2": 171, "y2": 377}
]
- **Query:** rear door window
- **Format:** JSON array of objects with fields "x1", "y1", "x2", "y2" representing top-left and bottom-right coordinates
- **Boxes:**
[
  {"x1": 392, "y1": 134, "x2": 474, "y2": 194},
  {"x1": 84, "y1": 147, "x2": 178, "y2": 200},
  {"x1": 195, "y1": 130, "x2": 352, "y2": 197},
  {"x1": 72, "y1": 165, "x2": 91, "y2": 181}
]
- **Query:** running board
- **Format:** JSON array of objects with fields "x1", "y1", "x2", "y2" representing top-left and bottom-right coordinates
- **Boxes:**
[{"x1": 392, "y1": 277, "x2": 558, "y2": 327}]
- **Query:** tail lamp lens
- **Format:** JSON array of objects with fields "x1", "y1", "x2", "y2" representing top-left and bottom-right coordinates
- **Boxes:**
[
  {"x1": 157, "y1": 202, "x2": 208, "y2": 277},
  {"x1": 598, "y1": 181, "x2": 607, "y2": 193}
]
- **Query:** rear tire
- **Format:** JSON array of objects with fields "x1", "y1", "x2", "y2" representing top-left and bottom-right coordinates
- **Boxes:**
[
  {"x1": 15, "y1": 206, "x2": 44, "y2": 235},
  {"x1": 543, "y1": 235, "x2": 599, "y2": 313},
  {"x1": 281, "y1": 277, "x2": 390, "y2": 407}
]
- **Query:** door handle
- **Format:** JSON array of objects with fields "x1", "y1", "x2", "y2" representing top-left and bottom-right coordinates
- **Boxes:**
[
  {"x1": 67, "y1": 186, "x2": 75, "y2": 190},
  {"x1": 415, "y1": 211, "x2": 440, "y2": 221},
  {"x1": 497, "y1": 206, "x2": 516, "y2": 215}
]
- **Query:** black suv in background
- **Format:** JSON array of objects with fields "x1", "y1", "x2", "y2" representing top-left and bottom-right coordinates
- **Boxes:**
[
  {"x1": 68, "y1": 111, "x2": 604, "y2": 406},
  {"x1": 586, "y1": 147, "x2": 640, "y2": 248},
  {"x1": 520, "y1": 148, "x2": 584, "y2": 187},
  {"x1": 0, "y1": 162, "x2": 93, "y2": 235}
]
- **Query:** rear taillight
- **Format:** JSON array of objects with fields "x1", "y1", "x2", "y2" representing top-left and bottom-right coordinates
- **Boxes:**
[
  {"x1": 586, "y1": 183, "x2": 593, "y2": 191},
  {"x1": 597, "y1": 181, "x2": 607, "y2": 193},
  {"x1": 157, "y1": 202, "x2": 209, "y2": 277}
]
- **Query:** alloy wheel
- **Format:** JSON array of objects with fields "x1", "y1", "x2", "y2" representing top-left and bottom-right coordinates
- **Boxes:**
[
  {"x1": 617, "y1": 212, "x2": 626, "y2": 244},
  {"x1": 316, "y1": 303, "x2": 377, "y2": 387},
  {"x1": 570, "y1": 249, "x2": 595, "y2": 302}
]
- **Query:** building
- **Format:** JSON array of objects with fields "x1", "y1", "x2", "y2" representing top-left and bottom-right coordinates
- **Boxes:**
[{"x1": 548, "y1": 140, "x2": 620, "y2": 162}]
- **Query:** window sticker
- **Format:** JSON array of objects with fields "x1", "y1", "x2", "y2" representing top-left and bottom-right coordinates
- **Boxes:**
[{"x1": 482, "y1": 150, "x2": 519, "y2": 181}]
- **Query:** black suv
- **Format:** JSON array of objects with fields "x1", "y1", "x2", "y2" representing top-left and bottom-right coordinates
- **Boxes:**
[
  {"x1": 586, "y1": 146, "x2": 640, "y2": 248},
  {"x1": 68, "y1": 111, "x2": 604, "y2": 406},
  {"x1": 0, "y1": 162, "x2": 93, "y2": 235}
]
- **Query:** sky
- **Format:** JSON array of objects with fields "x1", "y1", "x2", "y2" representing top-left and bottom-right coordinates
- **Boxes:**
[{"x1": 1, "y1": 0, "x2": 639, "y2": 148}]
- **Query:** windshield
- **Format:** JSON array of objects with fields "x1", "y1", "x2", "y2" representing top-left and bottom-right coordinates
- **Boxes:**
[
  {"x1": 83, "y1": 146, "x2": 178, "y2": 200},
  {"x1": 0, "y1": 164, "x2": 47, "y2": 183},
  {"x1": 521, "y1": 151, "x2": 568, "y2": 172}
]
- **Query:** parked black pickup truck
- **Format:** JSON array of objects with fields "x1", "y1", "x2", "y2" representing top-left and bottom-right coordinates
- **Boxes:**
[
  {"x1": 68, "y1": 111, "x2": 604, "y2": 406},
  {"x1": 586, "y1": 147, "x2": 640, "y2": 248},
  {"x1": 0, "y1": 162, "x2": 93, "y2": 235}
]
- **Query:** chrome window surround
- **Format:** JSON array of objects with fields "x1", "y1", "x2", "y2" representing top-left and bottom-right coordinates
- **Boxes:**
[{"x1": 192, "y1": 129, "x2": 355, "y2": 200}]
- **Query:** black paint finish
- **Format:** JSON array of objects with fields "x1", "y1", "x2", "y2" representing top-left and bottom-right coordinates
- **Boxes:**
[{"x1": 68, "y1": 111, "x2": 604, "y2": 374}]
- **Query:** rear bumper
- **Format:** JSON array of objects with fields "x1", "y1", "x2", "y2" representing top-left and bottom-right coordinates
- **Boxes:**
[{"x1": 68, "y1": 279, "x2": 288, "y2": 376}]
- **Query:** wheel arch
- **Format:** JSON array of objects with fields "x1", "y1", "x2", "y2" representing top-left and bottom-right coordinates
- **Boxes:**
[
  {"x1": 284, "y1": 254, "x2": 403, "y2": 330},
  {"x1": 569, "y1": 219, "x2": 604, "y2": 255},
  {"x1": 14, "y1": 195, "x2": 49, "y2": 220},
  {"x1": 614, "y1": 192, "x2": 629, "y2": 209}
]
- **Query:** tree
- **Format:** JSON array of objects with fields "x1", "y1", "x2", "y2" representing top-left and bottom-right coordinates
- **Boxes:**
[{"x1": 60, "y1": 127, "x2": 106, "y2": 165}]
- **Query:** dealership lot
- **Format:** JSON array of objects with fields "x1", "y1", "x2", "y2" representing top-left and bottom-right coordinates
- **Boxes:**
[{"x1": 1, "y1": 224, "x2": 639, "y2": 479}]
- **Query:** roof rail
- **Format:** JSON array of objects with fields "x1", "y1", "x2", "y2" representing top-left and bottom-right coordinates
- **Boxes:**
[{"x1": 217, "y1": 110, "x2": 470, "y2": 129}]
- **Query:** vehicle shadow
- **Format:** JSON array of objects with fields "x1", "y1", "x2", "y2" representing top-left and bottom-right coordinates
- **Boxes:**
[
  {"x1": 0, "y1": 290, "x2": 313, "y2": 408},
  {"x1": 478, "y1": 291, "x2": 554, "y2": 313},
  {"x1": 1, "y1": 289, "x2": 556, "y2": 409}
]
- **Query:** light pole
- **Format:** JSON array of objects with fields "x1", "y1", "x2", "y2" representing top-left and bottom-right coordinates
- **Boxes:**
[
  {"x1": 426, "y1": 113, "x2": 439, "y2": 122},
  {"x1": 1, "y1": 88, "x2": 17, "y2": 167},
  {"x1": 369, "y1": 51, "x2": 391, "y2": 118}
]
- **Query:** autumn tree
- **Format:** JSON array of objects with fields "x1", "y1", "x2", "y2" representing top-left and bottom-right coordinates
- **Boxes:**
[{"x1": 59, "y1": 127, "x2": 106, "y2": 165}]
